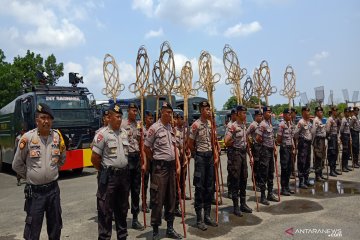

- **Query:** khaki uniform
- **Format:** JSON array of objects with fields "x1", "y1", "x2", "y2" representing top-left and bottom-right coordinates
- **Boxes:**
[
  {"x1": 311, "y1": 117, "x2": 326, "y2": 176},
  {"x1": 340, "y1": 117, "x2": 351, "y2": 169},
  {"x1": 294, "y1": 119, "x2": 313, "y2": 181},
  {"x1": 350, "y1": 115, "x2": 360, "y2": 166},
  {"x1": 278, "y1": 121, "x2": 294, "y2": 191}
]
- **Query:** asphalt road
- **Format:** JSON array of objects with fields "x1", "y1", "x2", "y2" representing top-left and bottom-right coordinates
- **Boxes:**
[{"x1": 0, "y1": 152, "x2": 359, "y2": 240}]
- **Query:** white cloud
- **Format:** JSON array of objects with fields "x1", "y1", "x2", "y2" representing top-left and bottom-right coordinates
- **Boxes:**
[
  {"x1": 0, "y1": 0, "x2": 90, "y2": 50},
  {"x1": 308, "y1": 51, "x2": 329, "y2": 76},
  {"x1": 224, "y1": 21, "x2": 262, "y2": 37},
  {"x1": 132, "y1": 0, "x2": 243, "y2": 31},
  {"x1": 145, "y1": 28, "x2": 164, "y2": 39}
]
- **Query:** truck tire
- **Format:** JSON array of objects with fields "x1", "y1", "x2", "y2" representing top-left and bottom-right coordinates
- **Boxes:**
[{"x1": 72, "y1": 167, "x2": 83, "y2": 175}]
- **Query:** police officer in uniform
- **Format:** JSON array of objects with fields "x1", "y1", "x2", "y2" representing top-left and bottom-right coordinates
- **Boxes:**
[
  {"x1": 326, "y1": 106, "x2": 341, "y2": 176},
  {"x1": 350, "y1": 106, "x2": 360, "y2": 168},
  {"x1": 311, "y1": 106, "x2": 327, "y2": 181},
  {"x1": 256, "y1": 106, "x2": 279, "y2": 205},
  {"x1": 276, "y1": 108, "x2": 295, "y2": 196},
  {"x1": 226, "y1": 108, "x2": 236, "y2": 199},
  {"x1": 224, "y1": 105, "x2": 253, "y2": 216},
  {"x1": 247, "y1": 109, "x2": 263, "y2": 191},
  {"x1": 12, "y1": 103, "x2": 66, "y2": 240},
  {"x1": 91, "y1": 103, "x2": 130, "y2": 240},
  {"x1": 188, "y1": 100, "x2": 218, "y2": 231},
  {"x1": 294, "y1": 106, "x2": 314, "y2": 189},
  {"x1": 121, "y1": 103, "x2": 144, "y2": 230},
  {"x1": 290, "y1": 108, "x2": 298, "y2": 179},
  {"x1": 142, "y1": 110, "x2": 154, "y2": 213},
  {"x1": 144, "y1": 102, "x2": 182, "y2": 240},
  {"x1": 340, "y1": 107, "x2": 352, "y2": 172}
]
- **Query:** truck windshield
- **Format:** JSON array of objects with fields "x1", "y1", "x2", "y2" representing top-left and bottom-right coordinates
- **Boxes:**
[{"x1": 37, "y1": 95, "x2": 90, "y2": 109}]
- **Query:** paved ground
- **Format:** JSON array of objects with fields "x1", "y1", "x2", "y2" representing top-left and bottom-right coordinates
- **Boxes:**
[{"x1": 0, "y1": 152, "x2": 359, "y2": 240}]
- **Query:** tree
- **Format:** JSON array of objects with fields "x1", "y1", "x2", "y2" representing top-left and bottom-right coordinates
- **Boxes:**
[
  {"x1": 222, "y1": 96, "x2": 237, "y2": 110},
  {"x1": 0, "y1": 49, "x2": 64, "y2": 108}
]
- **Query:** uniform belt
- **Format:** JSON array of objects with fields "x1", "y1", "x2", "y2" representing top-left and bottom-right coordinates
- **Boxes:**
[
  {"x1": 152, "y1": 160, "x2": 175, "y2": 168},
  {"x1": 315, "y1": 136, "x2": 326, "y2": 139},
  {"x1": 29, "y1": 181, "x2": 57, "y2": 193},
  {"x1": 128, "y1": 152, "x2": 140, "y2": 156},
  {"x1": 108, "y1": 166, "x2": 128, "y2": 175},
  {"x1": 262, "y1": 145, "x2": 274, "y2": 150},
  {"x1": 229, "y1": 147, "x2": 247, "y2": 153},
  {"x1": 195, "y1": 151, "x2": 213, "y2": 157},
  {"x1": 281, "y1": 145, "x2": 293, "y2": 148},
  {"x1": 299, "y1": 138, "x2": 312, "y2": 143}
]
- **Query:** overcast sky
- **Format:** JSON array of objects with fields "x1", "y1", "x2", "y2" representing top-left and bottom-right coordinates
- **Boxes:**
[{"x1": 1, "y1": 0, "x2": 359, "y2": 109}]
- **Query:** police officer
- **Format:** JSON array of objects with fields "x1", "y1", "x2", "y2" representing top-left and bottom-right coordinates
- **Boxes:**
[
  {"x1": 224, "y1": 105, "x2": 253, "y2": 216},
  {"x1": 121, "y1": 103, "x2": 144, "y2": 230},
  {"x1": 326, "y1": 106, "x2": 341, "y2": 176},
  {"x1": 350, "y1": 106, "x2": 360, "y2": 168},
  {"x1": 290, "y1": 108, "x2": 298, "y2": 179},
  {"x1": 226, "y1": 108, "x2": 236, "y2": 198},
  {"x1": 12, "y1": 103, "x2": 66, "y2": 240},
  {"x1": 311, "y1": 106, "x2": 327, "y2": 181},
  {"x1": 294, "y1": 106, "x2": 314, "y2": 189},
  {"x1": 256, "y1": 106, "x2": 279, "y2": 205},
  {"x1": 188, "y1": 100, "x2": 218, "y2": 231},
  {"x1": 247, "y1": 109, "x2": 263, "y2": 191},
  {"x1": 276, "y1": 108, "x2": 295, "y2": 196},
  {"x1": 340, "y1": 107, "x2": 352, "y2": 172},
  {"x1": 91, "y1": 103, "x2": 130, "y2": 240},
  {"x1": 142, "y1": 110, "x2": 154, "y2": 213},
  {"x1": 144, "y1": 102, "x2": 182, "y2": 240}
]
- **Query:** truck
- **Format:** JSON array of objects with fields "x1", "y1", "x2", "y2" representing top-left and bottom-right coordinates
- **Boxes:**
[{"x1": 0, "y1": 82, "x2": 98, "y2": 174}]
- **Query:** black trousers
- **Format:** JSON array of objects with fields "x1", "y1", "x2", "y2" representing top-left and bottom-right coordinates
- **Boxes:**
[
  {"x1": 150, "y1": 160, "x2": 176, "y2": 226},
  {"x1": 280, "y1": 146, "x2": 292, "y2": 189},
  {"x1": 176, "y1": 154, "x2": 187, "y2": 207},
  {"x1": 128, "y1": 152, "x2": 141, "y2": 215},
  {"x1": 341, "y1": 133, "x2": 350, "y2": 168},
  {"x1": 23, "y1": 181, "x2": 62, "y2": 240},
  {"x1": 97, "y1": 168, "x2": 130, "y2": 240},
  {"x1": 251, "y1": 144, "x2": 261, "y2": 184},
  {"x1": 258, "y1": 146, "x2": 274, "y2": 192},
  {"x1": 227, "y1": 147, "x2": 248, "y2": 200},
  {"x1": 351, "y1": 130, "x2": 359, "y2": 163},
  {"x1": 297, "y1": 139, "x2": 311, "y2": 179},
  {"x1": 313, "y1": 137, "x2": 326, "y2": 174},
  {"x1": 193, "y1": 151, "x2": 214, "y2": 212},
  {"x1": 327, "y1": 134, "x2": 338, "y2": 169}
]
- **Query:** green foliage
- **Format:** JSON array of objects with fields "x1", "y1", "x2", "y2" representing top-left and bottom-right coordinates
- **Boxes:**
[
  {"x1": 223, "y1": 95, "x2": 266, "y2": 110},
  {"x1": 0, "y1": 49, "x2": 64, "y2": 108}
]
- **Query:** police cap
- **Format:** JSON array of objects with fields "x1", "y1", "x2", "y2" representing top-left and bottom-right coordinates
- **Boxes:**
[
  {"x1": 36, "y1": 103, "x2": 54, "y2": 119},
  {"x1": 291, "y1": 108, "x2": 297, "y2": 114},
  {"x1": 230, "y1": 108, "x2": 236, "y2": 115},
  {"x1": 128, "y1": 102, "x2": 138, "y2": 109},
  {"x1": 108, "y1": 103, "x2": 123, "y2": 115},
  {"x1": 102, "y1": 109, "x2": 109, "y2": 116},
  {"x1": 314, "y1": 106, "x2": 323, "y2": 113},
  {"x1": 283, "y1": 108, "x2": 290, "y2": 114},
  {"x1": 199, "y1": 100, "x2": 210, "y2": 109},
  {"x1": 344, "y1": 107, "x2": 351, "y2": 113},
  {"x1": 354, "y1": 106, "x2": 359, "y2": 111},
  {"x1": 161, "y1": 101, "x2": 173, "y2": 111},
  {"x1": 263, "y1": 106, "x2": 272, "y2": 112},
  {"x1": 302, "y1": 106, "x2": 310, "y2": 112},
  {"x1": 254, "y1": 109, "x2": 263, "y2": 115},
  {"x1": 330, "y1": 106, "x2": 338, "y2": 112},
  {"x1": 236, "y1": 105, "x2": 247, "y2": 112},
  {"x1": 145, "y1": 110, "x2": 153, "y2": 117}
]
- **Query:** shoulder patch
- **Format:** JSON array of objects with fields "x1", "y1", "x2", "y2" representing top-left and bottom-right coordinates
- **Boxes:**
[
  {"x1": 19, "y1": 138, "x2": 27, "y2": 150},
  {"x1": 97, "y1": 133, "x2": 104, "y2": 143},
  {"x1": 192, "y1": 123, "x2": 198, "y2": 131},
  {"x1": 148, "y1": 128, "x2": 155, "y2": 137}
]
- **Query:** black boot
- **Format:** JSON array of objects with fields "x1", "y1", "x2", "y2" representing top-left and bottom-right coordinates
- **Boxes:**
[
  {"x1": 132, "y1": 215, "x2": 144, "y2": 230},
  {"x1": 299, "y1": 178, "x2": 308, "y2": 189},
  {"x1": 260, "y1": 191, "x2": 269, "y2": 205},
  {"x1": 287, "y1": 185, "x2": 295, "y2": 194},
  {"x1": 240, "y1": 197, "x2": 252, "y2": 213},
  {"x1": 330, "y1": 169, "x2": 337, "y2": 177},
  {"x1": 166, "y1": 221, "x2": 183, "y2": 239},
  {"x1": 233, "y1": 198, "x2": 243, "y2": 217},
  {"x1": 174, "y1": 206, "x2": 182, "y2": 217},
  {"x1": 304, "y1": 177, "x2": 314, "y2": 187},
  {"x1": 320, "y1": 172, "x2": 327, "y2": 180},
  {"x1": 204, "y1": 208, "x2": 218, "y2": 227},
  {"x1": 267, "y1": 191, "x2": 279, "y2": 202},
  {"x1": 342, "y1": 167, "x2": 349, "y2": 172},
  {"x1": 281, "y1": 188, "x2": 291, "y2": 196},
  {"x1": 195, "y1": 210, "x2": 207, "y2": 231},
  {"x1": 315, "y1": 173, "x2": 324, "y2": 182},
  {"x1": 334, "y1": 168, "x2": 341, "y2": 175},
  {"x1": 152, "y1": 226, "x2": 160, "y2": 240}
]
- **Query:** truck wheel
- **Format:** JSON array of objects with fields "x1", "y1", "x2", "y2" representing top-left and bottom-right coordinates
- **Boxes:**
[{"x1": 72, "y1": 167, "x2": 83, "y2": 175}]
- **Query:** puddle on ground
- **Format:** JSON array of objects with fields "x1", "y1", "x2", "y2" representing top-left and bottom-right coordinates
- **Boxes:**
[
  {"x1": 186, "y1": 207, "x2": 262, "y2": 238},
  {"x1": 295, "y1": 180, "x2": 360, "y2": 199},
  {"x1": 261, "y1": 199, "x2": 323, "y2": 215}
]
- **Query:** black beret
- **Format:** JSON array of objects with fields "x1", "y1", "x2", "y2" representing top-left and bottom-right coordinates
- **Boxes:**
[
  {"x1": 344, "y1": 107, "x2": 351, "y2": 113},
  {"x1": 349, "y1": 107, "x2": 354, "y2": 112},
  {"x1": 36, "y1": 103, "x2": 54, "y2": 119},
  {"x1": 263, "y1": 106, "x2": 272, "y2": 112},
  {"x1": 145, "y1": 110, "x2": 153, "y2": 116},
  {"x1": 236, "y1": 105, "x2": 247, "y2": 112},
  {"x1": 302, "y1": 106, "x2": 310, "y2": 112},
  {"x1": 128, "y1": 102, "x2": 138, "y2": 109},
  {"x1": 199, "y1": 100, "x2": 210, "y2": 109},
  {"x1": 291, "y1": 108, "x2": 297, "y2": 114},
  {"x1": 102, "y1": 109, "x2": 109, "y2": 116},
  {"x1": 254, "y1": 109, "x2": 263, "y2": 115},
  {"x1": 283, "y1": 108, "x2": 290, "y2": 114},
  {"x1": 108, "y1": 103, "x2": 123, "y2": 114},
  {"x1": 354, "y1": 106, "x2": 359, "y2": 111},
  {"x1": 230, "y1": 109, "x2": 236, "y2": 114},
  {"x1": 315, "y1": 106, "x2": 323, "y2": 112},
  {"x1": 177, "y1": 111, "x2": 184, "y2": 118},
  {"x1": 161, "y1": 101, "x2": 173, "y2": 110}
]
